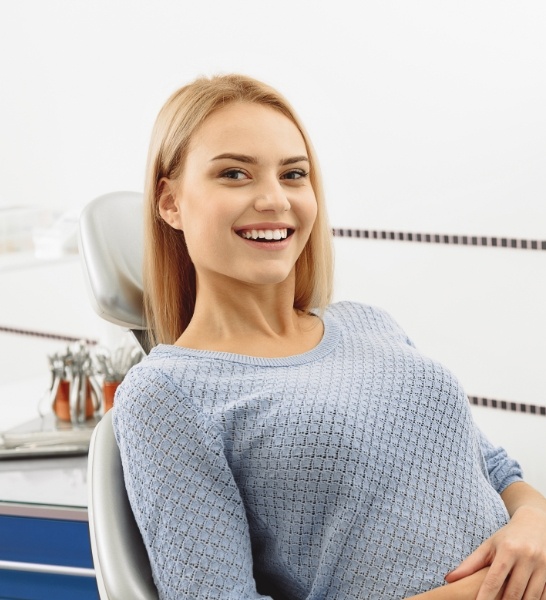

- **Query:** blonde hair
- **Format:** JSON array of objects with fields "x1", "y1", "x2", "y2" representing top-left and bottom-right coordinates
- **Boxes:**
[{"x1": 144, "y1": 74, "x2": 334, "y2": 346}]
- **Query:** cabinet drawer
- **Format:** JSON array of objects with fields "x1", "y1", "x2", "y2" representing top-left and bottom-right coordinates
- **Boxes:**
[{"x1": 0, "y1": 515, "x2": 99, "y2": 600}]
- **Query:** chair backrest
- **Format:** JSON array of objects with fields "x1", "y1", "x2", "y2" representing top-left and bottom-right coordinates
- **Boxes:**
[
  {"x1": 88, "y1": 410, "x2": 159, "y2": 600},
  {"x1": 80, "y1": 191, "x2": 159, "y2": 598},
  {"x1": 78, "y1": 190, "x2": 150, "y2": 353}
]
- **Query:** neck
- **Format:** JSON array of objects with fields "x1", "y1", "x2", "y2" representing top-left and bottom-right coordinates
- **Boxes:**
[{"x1": 175, "y1": 271, "x2": 323, "y2": 357}]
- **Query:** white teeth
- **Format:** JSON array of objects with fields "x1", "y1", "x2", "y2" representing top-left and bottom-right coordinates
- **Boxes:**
[{"x1": 240, "y1": 228, "x2": 288, "y2": 240}]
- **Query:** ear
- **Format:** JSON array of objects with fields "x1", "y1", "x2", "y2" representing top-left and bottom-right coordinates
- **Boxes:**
[{"x1": 158, "y1": 177, "x2": 184, "y2": 230}]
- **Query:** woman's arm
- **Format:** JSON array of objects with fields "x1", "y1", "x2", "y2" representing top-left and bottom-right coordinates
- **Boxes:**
[
  {"x1": 501, "y1": 480, "x2": 546, "y2": 516},
  {"x1": 445, "y1": 481, "x2": 546, "y2": 600},
  {"x1": 113, "y1": 367, "x2": 272, "y2": 600},
  {"x1": 406, "y1": 568, "x2": 504, "y2": 600}
]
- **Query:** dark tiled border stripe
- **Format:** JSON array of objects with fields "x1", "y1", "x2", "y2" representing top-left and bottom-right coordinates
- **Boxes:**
[
  {"x1": 469, "y1": 395, "x2": 546, "y2": 416},
  {"x1": 0, "y1": 325, "x2": 97, "y2": 346},
  {"x1": 332, "y1": 228, "x2": 546, "y2": 250}
]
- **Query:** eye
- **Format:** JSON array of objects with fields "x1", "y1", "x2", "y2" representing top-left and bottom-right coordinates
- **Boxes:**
[
  {"x1": 220, "y1": 168, "x2": 249, "y2": 181},
  {"x1": 281, "y1": 169, "x2": 309, "y2": 181}
]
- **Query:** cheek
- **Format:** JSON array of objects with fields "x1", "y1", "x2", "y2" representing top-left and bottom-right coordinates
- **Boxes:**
[
  {"x1": 181, "y1": 212, "x2": 231, "y2": 267},
  {"x1": 304, "y1": 195, "x2": 318, "y2": 230}
]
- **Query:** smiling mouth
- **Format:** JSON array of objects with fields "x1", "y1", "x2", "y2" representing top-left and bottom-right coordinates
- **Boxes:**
[{"x1": 237, "y1": 228, "x2": 294, "y2": 242}]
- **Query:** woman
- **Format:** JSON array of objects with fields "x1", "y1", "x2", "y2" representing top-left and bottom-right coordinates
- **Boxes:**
[{"x1": 113, "y1": 74, "x2": 546, "y2": 599}]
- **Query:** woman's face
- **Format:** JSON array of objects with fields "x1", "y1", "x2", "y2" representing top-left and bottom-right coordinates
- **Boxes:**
[{"x1": 160, "y1": 102, "x2": 317, "y2": 292}]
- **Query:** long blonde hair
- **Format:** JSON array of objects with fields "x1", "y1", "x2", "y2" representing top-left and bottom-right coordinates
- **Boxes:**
[{"x1": 144, "y1": 74, "x2": 334, "y2": 346}]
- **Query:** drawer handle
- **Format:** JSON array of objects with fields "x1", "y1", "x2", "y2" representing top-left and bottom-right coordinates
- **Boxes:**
[{"x1": 0, "y1": 559, "x2": 95, "y2": 578}]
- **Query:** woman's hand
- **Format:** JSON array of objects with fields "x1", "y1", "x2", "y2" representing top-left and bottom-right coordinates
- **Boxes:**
[{"x1": 445, "y1": 499, "x2": 546, "y2": 599}]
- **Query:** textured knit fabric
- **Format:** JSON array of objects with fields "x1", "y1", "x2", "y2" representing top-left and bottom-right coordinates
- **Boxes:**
[{"x1": 112, "y1": 301, "x2": 523, "y2": 600}]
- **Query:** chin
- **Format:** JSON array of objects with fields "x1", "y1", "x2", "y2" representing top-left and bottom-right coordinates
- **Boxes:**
[
  {"x1": 246, "y1": 275, "x2": 292, "y2": 286},
  {"x1": 238, "y1": 268, "x2": 294, "y2": 287}
]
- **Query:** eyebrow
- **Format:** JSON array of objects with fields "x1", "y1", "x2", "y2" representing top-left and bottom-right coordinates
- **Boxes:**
[{"x1": 210, "y1": 153, "x2": 309, "y2": 166}]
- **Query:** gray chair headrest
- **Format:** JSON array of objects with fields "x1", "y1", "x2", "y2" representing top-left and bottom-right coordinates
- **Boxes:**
[{"x1": 78, "y1": 191, "x2": 145, "y2": 331}]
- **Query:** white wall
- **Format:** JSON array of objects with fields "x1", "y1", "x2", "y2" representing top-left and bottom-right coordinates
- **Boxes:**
[
  {"x1": 1, "y1": 1, "x2": 545, "y2": 236},
  {"x1": 0, "y1": 2, "x2": 545, "y2": 489}
]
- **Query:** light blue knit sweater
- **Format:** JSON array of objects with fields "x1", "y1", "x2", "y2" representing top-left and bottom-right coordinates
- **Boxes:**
[{"x1": 112, "y1": 301, "x2": 523, "y2": 599}]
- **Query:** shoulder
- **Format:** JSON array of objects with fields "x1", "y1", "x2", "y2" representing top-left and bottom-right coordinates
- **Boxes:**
[
  {"x1": 114, "y1": 344, "x2": 210, "y2": 407},
  {"x1": 112, "y1": 347, "x2": 206, "y2": 439},
  {"x1": 114, "y1": 352, "x2": 180, "y2": 412},
  {"x1": 325, "y1": 300, "x2": 415, "y2": 346},
  {"x1": 326, "y1": 300, "x2": 395, "y2": 324}
]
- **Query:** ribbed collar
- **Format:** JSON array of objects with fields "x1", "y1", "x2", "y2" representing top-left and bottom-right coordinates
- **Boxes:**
[{"x1": 151, "y1": 311, "x2": 340, "y2": 367}]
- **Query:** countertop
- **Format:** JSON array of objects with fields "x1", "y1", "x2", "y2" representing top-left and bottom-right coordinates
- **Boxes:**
[{"x1": 0, "y1": 378, "x2": 89, "y2": 520}]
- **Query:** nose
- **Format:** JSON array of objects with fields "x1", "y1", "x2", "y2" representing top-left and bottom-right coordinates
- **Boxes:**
[{"x1": 253, "y1": 178, "x2": 290, "y2": 212}]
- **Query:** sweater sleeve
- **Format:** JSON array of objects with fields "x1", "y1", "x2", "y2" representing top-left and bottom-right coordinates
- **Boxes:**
[
  {"x1": 476, "y1": 427, "x2": 524, "y2": 494},
  {"x1": 112, "y1": 366, "x2": 272, "y2": 600}
]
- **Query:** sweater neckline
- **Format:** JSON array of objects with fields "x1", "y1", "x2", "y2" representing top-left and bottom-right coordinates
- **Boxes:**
[{"x1": 152, "y1": 311, "x2": 340, "y2": 367}]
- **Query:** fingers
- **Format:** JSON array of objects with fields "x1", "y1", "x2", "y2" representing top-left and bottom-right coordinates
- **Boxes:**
[
  {"x1": 499, "y1": 543, "x2": 546, "y2": 600},
  {"x1": 475, "y1": 558, "x2": 513, "y2": 600},
  {"x1": 446, "y1": 542, "x2": 493, "y2": 583},
  {"x1": 522, "y1": 571, "x2": 546, "y2": 600},
  {"x1": 476, "y1": 562, "x2": 546, "y2": 600}
]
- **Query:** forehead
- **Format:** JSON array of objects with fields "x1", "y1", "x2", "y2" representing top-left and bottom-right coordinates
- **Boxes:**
[{"x1": 187, "y1": 102, "x2": 307, "y2": 158}]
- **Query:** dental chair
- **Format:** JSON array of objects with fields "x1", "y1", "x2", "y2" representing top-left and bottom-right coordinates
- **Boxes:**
[{"x1": 79, "y1": 191, "x2": 159, "y2": 600}]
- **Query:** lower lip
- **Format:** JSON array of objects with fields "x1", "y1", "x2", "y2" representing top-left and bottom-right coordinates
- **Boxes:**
[{"x1": 236, "y1": 235, "x2": 292, "y2": 251}]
